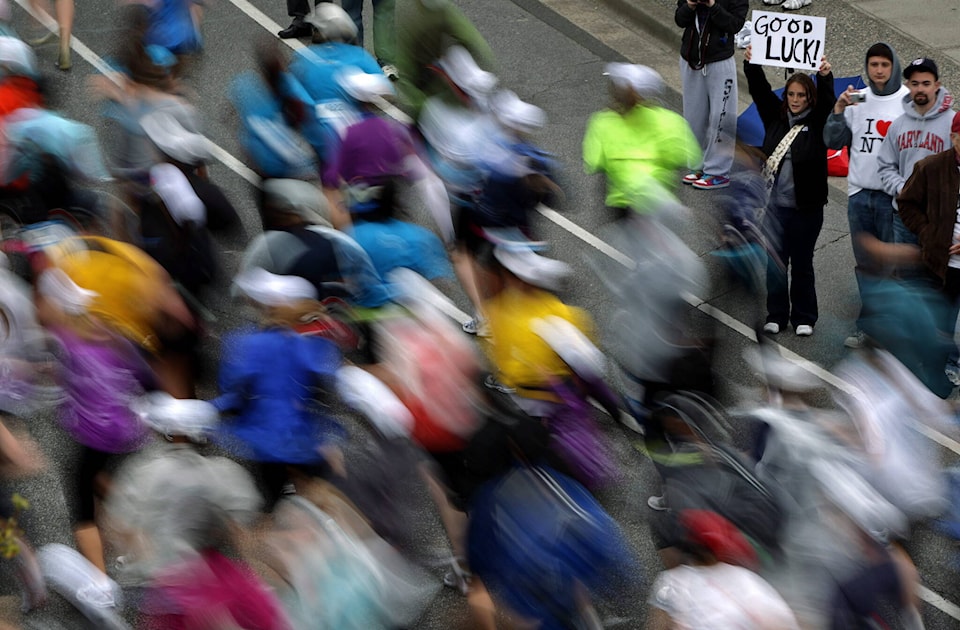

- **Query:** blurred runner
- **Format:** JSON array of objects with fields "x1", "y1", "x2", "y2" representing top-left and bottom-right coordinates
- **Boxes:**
[
  {"x1": 212, "y1": 268, "x2": 346, "y2": 510},
  {"x1": 583, "y1": 63, "x2": 700, "y2": 222}
]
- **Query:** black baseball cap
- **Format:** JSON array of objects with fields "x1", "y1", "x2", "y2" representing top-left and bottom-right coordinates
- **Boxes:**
[{"x1": 904, "y1": 57, "x2": 939, "y2": 80}]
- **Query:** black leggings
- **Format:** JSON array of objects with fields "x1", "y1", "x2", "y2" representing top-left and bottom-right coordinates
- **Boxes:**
[{"x1": 75, "y1": 446, "x2": 112, "y2": 524}]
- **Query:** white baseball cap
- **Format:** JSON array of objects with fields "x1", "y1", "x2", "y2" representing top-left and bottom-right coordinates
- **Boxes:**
[{"x1": 603, "y1": 62, "x2": 664, "y2": 98}]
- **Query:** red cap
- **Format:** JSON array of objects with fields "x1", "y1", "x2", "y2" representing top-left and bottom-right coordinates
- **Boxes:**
[{"x1": 679, "y1": 509, "x2": 759, "y2": 570}]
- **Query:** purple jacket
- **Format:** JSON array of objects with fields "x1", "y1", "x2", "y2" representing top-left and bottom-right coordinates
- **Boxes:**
[{"x1": 55, "y1": 328, "x2": 153, "y2": 453}]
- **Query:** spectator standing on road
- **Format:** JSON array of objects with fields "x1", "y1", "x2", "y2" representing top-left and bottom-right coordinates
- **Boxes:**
[
  {"x1": 280, "y1": 0, "x2": 395, "y2": 81},
  {"x1": 877, "y1": 58, "x2": 955, "y2": 247},
  {"x1": 894, "y1": 112, "x2": 960, "y2": 392},
  {"x1": 823, "y1": 43, "x2": 910, "y2": 349},
  {"x1": 278, "y1": 0, "x2": 329, "y2": 39},
  {"x1": 583, "y1": 63, "x2": 700, "y2": 220},
  {"x1": 674, "y1": 0, "x2": 748, "y2": 191},
  {"x1": 27, "y1": 0, "x2": 73, "y2": 70},
  {"x1": 744, "y1": 46, "x2": 835, "y2": 337},
  {"x1": 341, "y1": 0, "x2": 398, "y2": 78}
]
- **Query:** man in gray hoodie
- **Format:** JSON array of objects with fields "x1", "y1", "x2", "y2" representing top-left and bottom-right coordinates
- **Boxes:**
[
  {"x1": 824, "y1": 43, "x2": 909, "y2": 348},
  {"x1": 877, "y1": 57, "x2": 955, "y2": 247}
]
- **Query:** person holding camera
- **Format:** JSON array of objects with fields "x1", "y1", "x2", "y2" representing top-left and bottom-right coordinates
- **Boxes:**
[
  {"x1": 824, "y1": 43, "x2": 910, "y2": 349},
  {"x1": 674, "y1": 0, "x2": 748, "y2": 191}
]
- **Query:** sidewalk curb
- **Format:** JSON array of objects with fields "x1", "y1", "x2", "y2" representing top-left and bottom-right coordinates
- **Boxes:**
[{"x1": 598, "y1": 0, "x2": 681, "y2": 50}]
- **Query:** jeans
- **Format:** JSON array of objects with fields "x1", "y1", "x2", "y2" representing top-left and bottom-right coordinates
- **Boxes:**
[
  {"x1": 765, "y1": 204, "x2": 824, "y2": 328},
  {"x1": 342, "y1": 0, "x2": 396, "y2": 65},
  {"x1": 860, "y1": 275, "x2": 955, "y2": 398},
  {"x1": 892, "y1": 210, "x2": 919, "y2": 246},
  {"x1": 847, "y1": 189, "x2": 894, "y2": 329}
]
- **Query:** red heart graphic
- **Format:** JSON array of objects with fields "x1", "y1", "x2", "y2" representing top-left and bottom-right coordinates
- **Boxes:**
[{"x1": 876, "y1": 120, "x2": 892, "y2": 137}]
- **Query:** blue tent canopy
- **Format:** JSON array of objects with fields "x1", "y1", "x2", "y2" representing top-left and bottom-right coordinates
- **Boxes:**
[{"x1": 736, "y1": 74, "x2": 866, "y2": 147}]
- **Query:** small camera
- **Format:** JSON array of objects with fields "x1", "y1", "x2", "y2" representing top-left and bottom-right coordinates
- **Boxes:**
[{"x1": 849, "y1": 91, "x2": 867, "y2": 103}]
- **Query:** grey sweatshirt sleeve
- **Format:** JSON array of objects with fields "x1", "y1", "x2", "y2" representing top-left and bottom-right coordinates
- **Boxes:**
[
  {"x1": 876, "y1": 129, "x2": 904, "y2": 200},
  {"x1": 823, "y1": 112, "x2": 852, "y2": 150}
]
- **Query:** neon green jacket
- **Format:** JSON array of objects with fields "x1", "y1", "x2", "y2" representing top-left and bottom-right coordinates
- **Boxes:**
[{"x1": 583, "y1": 104, "x2": 701, "y2": 210}]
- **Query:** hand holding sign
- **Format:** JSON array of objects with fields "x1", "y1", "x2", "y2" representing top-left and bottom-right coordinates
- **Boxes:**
[
  {"x1": 749, "y1": 10, "x2": 827, "y2": 72},
  {"x1": 819, "y1": 56, "x2": 831, "y2": 77}
]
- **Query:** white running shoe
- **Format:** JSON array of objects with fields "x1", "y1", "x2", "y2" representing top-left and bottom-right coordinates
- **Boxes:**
[
  {"x1": 844, "y1": 331, "x2": 867, "y2": 349},
  {"x1": 38, "y1": 544, "x2": 129, "y2": 629}
]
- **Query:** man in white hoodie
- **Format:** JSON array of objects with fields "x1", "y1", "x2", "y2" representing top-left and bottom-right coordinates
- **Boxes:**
[
  {"x1": 877, "y1": 57, "x2": 955, "y2": 248},
  {"x1": 824, "y1": 43, "x2": 909, "y2": 348}
]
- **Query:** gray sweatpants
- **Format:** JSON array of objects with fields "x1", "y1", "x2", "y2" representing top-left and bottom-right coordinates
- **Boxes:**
[{"x1": 680, "y1": 56, "x2": 737, "y2": 177}]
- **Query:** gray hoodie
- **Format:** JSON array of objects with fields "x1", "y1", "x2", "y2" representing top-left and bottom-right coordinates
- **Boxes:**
[
  {"x1": 823, "y1": 43, "x2": 912, "y2": 195},
  {"x1": 876, "y1": 85, "x2": 955, "y2": 205}
]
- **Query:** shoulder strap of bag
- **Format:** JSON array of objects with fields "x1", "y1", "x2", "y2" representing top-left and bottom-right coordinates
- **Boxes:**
[{"x1": 761, "y1": 123, "x2": 804, "y2": 189}]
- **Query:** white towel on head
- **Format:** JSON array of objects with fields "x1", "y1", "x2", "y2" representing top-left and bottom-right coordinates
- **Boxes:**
[
  {"x1": 37, "y1": 268, "x2": 98, "y2": 315},
  {"x1": 150, "y1": 163, "x2": 206, "y2": 227},
  {"x1": 233, "y1": 267, "x2": 317, "y2": 307}
]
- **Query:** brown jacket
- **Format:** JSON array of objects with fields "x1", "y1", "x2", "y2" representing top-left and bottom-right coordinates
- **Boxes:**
[{"x1": 897, "y1": 149, "x2": 960, "y2": 283}]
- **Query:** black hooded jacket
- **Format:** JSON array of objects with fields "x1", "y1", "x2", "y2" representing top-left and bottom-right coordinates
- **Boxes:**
[{"x1": 675, "y1": 0, "x2": 749, "y2": 69}]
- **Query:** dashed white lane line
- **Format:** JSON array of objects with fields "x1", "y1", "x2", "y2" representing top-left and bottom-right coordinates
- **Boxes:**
[
  {"x1": 15, "y1": 0, "x2": 262, "y2": 187},
  {"x1": 537, "y1": 206, "x2": 635, "y2": 268},
  {"x1": 18, "y1": 0, "x2": 960, "y2": 619},
  {"x1": 918, "y1": 585, "x2": 960, "y2": 621}
]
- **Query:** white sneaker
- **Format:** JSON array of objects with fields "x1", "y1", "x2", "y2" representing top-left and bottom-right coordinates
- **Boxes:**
[
  {"x1": 782, "y1": 0, "x2": 812, "y2": 9},
  {"x1": 38, "y1": 544, "x2": 128, "y2": 629},
  {"x1": 647, "y1": 495, "x2": 668, "y2": 511},
  {"x1": 381, "y1": 64, "x2": 399, "y2": 81},
  {"x1": 844, "y1": 331, "x2": 867, "y2": 349},
  {"x1": 461, "y1": 317, "x2": 490, "y2": 337},
  {"x1": 795, "y1": 324, "x2": 814, "y2": 337},
  {"x1": 762, "y1": 0, "x2": 784, "y2": 4},
  {"x1": 945, "y1": 363, "x2": 960, "y2": 387},
  {"x1": 682, "y1": 171, "x2": 702, "y2": 185},
  {"x1": 762, "y1": 322, "x2": 780, "y2": 334}
]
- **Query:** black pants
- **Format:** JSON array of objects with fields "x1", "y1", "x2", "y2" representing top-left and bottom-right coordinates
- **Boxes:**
[
  {"x1": 764, "y1": 204, "x2": 824, "y2": 328},
  {"x1": 75, "y1": 446, "x2": 112, "y2": 524},
  {"x1": 287, "y1": 0, "x2": 330, "y2": 18}
]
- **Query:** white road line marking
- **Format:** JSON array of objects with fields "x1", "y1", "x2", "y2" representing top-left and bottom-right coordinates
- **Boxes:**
[
  {"x1": 222, "y1": 0, "x2": 306, "y2": 52},
  {"x1": 914, "y1": 423, "x2": 960, "y2": 455},
  {"x1": 918, "y1": 585, "x2": 960, "y2": 621},
  {"x1": 22, "y1": 0, "x2": 959, "y2": 617},
  {"x1": 15, "y1": 0, "x2": 263, "y2": 187},
  {"x1": 537, "y1": 206, "x2": 635, "y2": 268}
]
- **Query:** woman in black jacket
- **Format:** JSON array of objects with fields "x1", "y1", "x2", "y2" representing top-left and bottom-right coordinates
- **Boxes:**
[{"x1": 744, "y1": 46, "x2": 835, "y2": 337}]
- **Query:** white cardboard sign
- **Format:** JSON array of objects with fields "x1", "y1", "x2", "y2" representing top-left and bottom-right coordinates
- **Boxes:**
[{"x1": 749, "y1": 10, "x2": 826, "y2": 72}]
